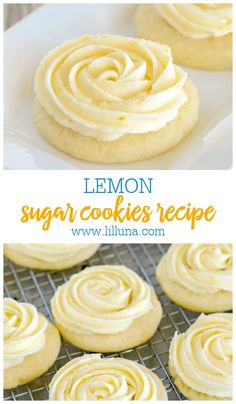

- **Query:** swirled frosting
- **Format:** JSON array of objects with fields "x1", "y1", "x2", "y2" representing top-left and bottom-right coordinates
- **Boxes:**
[
  {"x1": 49, "y1": 354, "x2": 166, "y2": 400},
  {"x1": 4, "y1": 298, "x2": 48, "y2": 369},
  {"x1": 156, "y1": 4, "x2": 232, "y2": 39},
  {"x1": 169, "y1": 313, "x2": 232, "y2": 399},
  {"x1": 35, "y1": 34, "x2": 187, "y2": 141},
  {"x1": 162, "y1": 244, "x2": 232, "y2": 294},
  {"x1": 51, "y1": 265, "x2": 153, "y2": 334},
  {"x1": 4, "y1": 244, "x2": 99, "y2": 268}
]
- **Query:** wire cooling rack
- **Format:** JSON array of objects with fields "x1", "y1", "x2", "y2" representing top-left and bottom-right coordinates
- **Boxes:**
[{"x1": 4, "y1": 244, "x2": 200, "y2": 401}]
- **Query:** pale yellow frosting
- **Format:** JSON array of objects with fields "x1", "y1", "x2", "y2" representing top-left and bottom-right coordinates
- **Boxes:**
[
  {"x1": 163, "y1": 244, "x2": 232, "y2": 294},
  {"x1": 51, "y1": 265, "x2": 153, "y2": 334},
  {"x1": 35, "y1": 34, "x2": 187, "y2": 141},
  {"x1": 4, "y1": 244, "x2": 100, "y2": 269},
  {"x1": 4, "y1": 298, "x2": 48, "y2": 369},
  {"x1": 49, "y1": 354, "x2": 166, "y2": 400},
  {"x1": 156, "y1": 4, "x2": 232, "y2": 39},
  {"x1": 169, "y1": 313, "x2": 232, "y2": 399}
]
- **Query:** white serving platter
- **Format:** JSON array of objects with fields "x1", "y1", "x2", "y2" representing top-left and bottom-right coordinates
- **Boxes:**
[{"x1": 4, "y1": 3, "x2": 232, "y2": 170}]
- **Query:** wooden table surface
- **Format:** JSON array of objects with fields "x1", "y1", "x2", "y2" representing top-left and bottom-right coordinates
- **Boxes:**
[{"x1": 4, "y1": 4, "x2": 42, "y2": 30}]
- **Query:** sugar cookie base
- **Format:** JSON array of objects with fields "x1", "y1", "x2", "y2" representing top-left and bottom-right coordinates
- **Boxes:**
[
  {"x1": 134, "y1": 5, "x2": 232, "y2": 70},
  {"x1": 52, "y1": 290, "x2": 162, "y2": 352},
  {"x1": 169, "y1": 361, "x2": 230, "y2": 400},
  {"x1": 156, "y1": 257, "x2": 232, "y2": 313},
  {"x1": 33, "y1": 79, "x2": 199, "y2": 164},
  {"x1": 4, "y1": 244, "x2": 100, "y2": 271},
  {"x1": 4, "y1": 316, "x2": 61, "y2": 389}
]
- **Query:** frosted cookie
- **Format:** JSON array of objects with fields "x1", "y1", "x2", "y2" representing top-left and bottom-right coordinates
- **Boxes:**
[
  {"x1": 134, "y1": 4, "x2": 232, "y2": 70},
  {"x1": 4, "y1": 298, "x2": 61, "y2": 389},
  {"x1": 169, "y1": 313, "x2": 232, "y2": 400},
  {"x1": 51, "y1": 265, "x2": 162, "y2": 352},
  {"x1": 49, "y1": 354, "x2": 167, "y2": 400},
  {"x1": 4, "y1": 243, "x2": 100, "y2": 270},
  {"x1": 34, "y1": 34, "x2": 199, "y2": 163},
  {"x1": 156, "y1": 244, "x2": 232, "y2": 313}
]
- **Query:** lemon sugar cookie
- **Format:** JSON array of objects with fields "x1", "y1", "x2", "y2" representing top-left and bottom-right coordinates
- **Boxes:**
[
  {"x1": 156, "y1": 244, "x2": 232, "y2": 313},
  {"x1": 34, "y1": 34, "x2": 199, "y2": 163},
  {"x1": 51, "y1": 265, "x2": 162, "y2": 352},
  {"x1": 49, "y1": 354, "x2": 168, "y2": 400},
  {"x1": 4, "y1": 243, "x2": 100, "y2": 270},
  {"x1": 134, "y1": 4, "x2": 232, "y2": 70},
  {"x1": 4, "y1": 298, "x2": 61, "y2": 389},
  {"x1": 169, "y1": 313, "x2": 232, "y2": 400}
]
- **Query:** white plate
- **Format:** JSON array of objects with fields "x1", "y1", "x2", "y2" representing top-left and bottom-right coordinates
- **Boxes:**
[{"x1": 4, "y1": 4, "x2": 232, "y2": 170}]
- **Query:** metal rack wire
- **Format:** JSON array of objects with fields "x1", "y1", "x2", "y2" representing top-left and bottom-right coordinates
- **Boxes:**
[{"x1": 4, "y1": 244, "x2": 200, "y2": 401}]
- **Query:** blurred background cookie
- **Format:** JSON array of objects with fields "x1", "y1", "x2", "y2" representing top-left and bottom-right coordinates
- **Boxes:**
[{"x1": 134, "y1": 4, "x2": 232, "y2": 70}]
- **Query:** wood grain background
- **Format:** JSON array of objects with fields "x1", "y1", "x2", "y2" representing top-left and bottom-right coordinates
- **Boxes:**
[{"x1": 4, "y1": 4, "x2": 42, "y2": 30}]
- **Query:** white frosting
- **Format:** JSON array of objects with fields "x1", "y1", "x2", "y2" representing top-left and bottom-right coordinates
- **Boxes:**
[
  {"x1": 4, "y1": 298, "x2": 48, "y2": 369},
  {"x1": 4, "y1": 244, "x2": 100, "y2": 269},
  {"x1": 51, "y1": 265, "x2": 153, "y2": 334},
  {"x1": 156, "y1": 4, "x2": 232, "y2": 39},
  {"x1": 163, "y1": 244, "x2": 232, "y2": 294},
  {"x1": 35, "y1": 34, "x2": 187, "y2": 141},
  {"x1": 169, "y1": 313, "x2": 232, "y2": 399},
  {"x1": 49, "y1": 354, "x2": 165, "y2": 400}
]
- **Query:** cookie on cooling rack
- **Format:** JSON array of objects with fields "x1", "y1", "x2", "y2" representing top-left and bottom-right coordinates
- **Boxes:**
[
  {"x1": 134, "y1": 4, "x2": 232, "y2": 70},
  {"x1": 51, "y1": 265, "x2": 162, "y2": 352},
  {"x1": 33, "y1": 34, "x2": 199, "y2": 163},
  {"x1": 156, "y1": 244, "x2": 232, "y2": 312},
  {"x1": 4, "y1": 243, "x2": 100, "y2": 270},
  {"x1": 169, "y1": 313, "x2": 232, "y2": 400},
  {"x1": 4, "y1": 298, "x2": 61, "y2": 389},
  {"x1": 49, "y1": 354, "x2": 168, "y2": 400}
]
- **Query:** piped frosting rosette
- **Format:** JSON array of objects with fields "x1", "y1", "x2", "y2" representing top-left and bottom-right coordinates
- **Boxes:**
[
  {"x1": 35, "y1": 34, "x2": 187, "y2": 141},
  {"x1": 169, "y1": 313, "x2": 232, "y2": 399},
  {"x1": 49, "y1": 354, "x2": 167, "y2": 400},
  {"x1": 4, "y1": 298, "x2": 48, "y2": 369},
  {"x1": 4, "y1": 244, "x2": 100, "y2": 270},
  {"x1": 163, "y1": 244, "x2": 232, "y2": 294},
  {"x1": 156, "y1": 4, "x2": 232, "y2": 39},
  {"x1": 51, "y1": 265, "x2": 153, "y2": 334}
]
